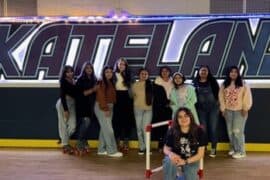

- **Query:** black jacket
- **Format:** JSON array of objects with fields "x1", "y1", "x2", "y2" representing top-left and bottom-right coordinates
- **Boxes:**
[
  {"x1": 152, "y1": 83, "x2": 172, "y2": 123},
  {"x1": 76, "y1": 77, "x2": 96, "y2": 118},
  {"x1": 60, "y1": 79, "x2": 77, "y2": 111}
]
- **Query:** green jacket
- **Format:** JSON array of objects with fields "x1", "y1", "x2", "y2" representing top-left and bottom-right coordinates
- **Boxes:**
[{"x1": 170, "y1": 84, "x2": 199, "y2": 125}]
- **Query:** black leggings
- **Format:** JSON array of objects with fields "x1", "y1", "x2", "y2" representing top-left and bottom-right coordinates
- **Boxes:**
[
  {"x1": 112, "y1": 90, "x2": 135, "y2": 143},
  {"x1": 152, "y1": 107, "x2": 172, "y2": 148}
]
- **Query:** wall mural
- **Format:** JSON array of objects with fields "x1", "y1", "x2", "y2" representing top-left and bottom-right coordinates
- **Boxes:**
[{"x1": 0, "y1": 15, "x2": 269, "y2": 84}]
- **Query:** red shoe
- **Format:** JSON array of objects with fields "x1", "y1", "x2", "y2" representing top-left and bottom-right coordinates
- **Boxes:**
[
  {"x1": 121, "y1": 145, "x2": 129, "y2": 154},
  {"x1": 62, "y1": 145, "x2": 74, "y2": 155}
]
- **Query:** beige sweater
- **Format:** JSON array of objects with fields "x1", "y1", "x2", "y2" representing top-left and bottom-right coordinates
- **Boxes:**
[
  {"x1": 132, "y1": 81, "x2": 152, "y2": 110},
  {"x1": 218, "y1": 82, "x2": 252, "y2": 112}
]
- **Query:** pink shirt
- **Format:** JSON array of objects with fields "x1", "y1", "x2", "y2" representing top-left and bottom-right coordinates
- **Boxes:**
[{"x1": 219, "y1": 82, "x2": 252, "y2": 112}]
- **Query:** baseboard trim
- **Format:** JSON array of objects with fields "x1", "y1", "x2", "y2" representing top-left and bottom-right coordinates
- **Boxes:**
[{"x1": 0, "y1": 139, "x2": 269, "y2": 151}]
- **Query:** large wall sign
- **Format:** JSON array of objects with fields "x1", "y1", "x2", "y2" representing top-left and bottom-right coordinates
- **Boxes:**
[
  {"x1": 0, "y1": 15, "x2": 270, "y2": 84},
  {"x1": 0, "y1": 16, "x2": 270, "y2": 145}
]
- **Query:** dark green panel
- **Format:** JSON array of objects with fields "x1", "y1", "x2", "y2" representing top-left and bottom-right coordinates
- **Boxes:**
[{"x1": 0, "y1": 88, "x2": 269, "y2": 143}]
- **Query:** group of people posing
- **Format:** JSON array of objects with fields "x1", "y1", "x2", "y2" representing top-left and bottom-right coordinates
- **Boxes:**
[
  {"x1": 56, "y1": 58, "x2": 252, "y2": 179},
  {"x1": 162, "y1": 65, "x2": 252, "y2": 179}
]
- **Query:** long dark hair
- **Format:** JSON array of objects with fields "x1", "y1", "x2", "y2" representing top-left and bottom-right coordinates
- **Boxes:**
[
  {"x1": 101, "y1": 65, "x2": 115, "y2": 91},
  {"x1": 78, "y1": 62, "x2": 97, "y2": 87},
  {"x1": 159, "y1": 66, "x2": 172, "y2": 78},
  {"x1": 193, "y1": 65, "x2": 219, "y2": 99},
  {"x1": 172, "y1": 107, "x2": 199, "y2": 143},
  {"x1": 138, "y1": 68, "x2": 153, "y2": 105},
  {"x1": 114, "y1": 58, "x2": 131, "y2": 88},
  {"x1": 60, "y1": 65, "x2": 74, "y2": 82},
  {"x1": 223, "y1": 66, "x2": 243, "y2": 88}
]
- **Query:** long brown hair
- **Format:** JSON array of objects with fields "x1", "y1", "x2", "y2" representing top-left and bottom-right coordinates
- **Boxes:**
[
  {"x1": 113, "y1": 58, "x2": 131, "y2": 88},
  {"x1": 172, "y1": 107, "x2": 200, "y2": 143},
  {"x1": 101, "y1": 65, "x2": 115, "y2": 91}
]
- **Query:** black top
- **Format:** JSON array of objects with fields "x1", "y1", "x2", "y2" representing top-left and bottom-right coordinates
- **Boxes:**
[
  {"x1": 76, "y1": 76, "x2": 96, "y2": 118},
  {"x1": 60, "y1": 79, "x2": 77, "y2": 111},
  {"x1": 152, "y1": 83, "x2": 172, "y2": 123},
  {"x1": 165, "y1": 127, "x2": 207, "y2": 159}
]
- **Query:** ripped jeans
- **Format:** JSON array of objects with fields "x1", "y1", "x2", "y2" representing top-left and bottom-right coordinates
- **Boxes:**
[
  {"x1": 224, "y1": 110, "x2": 247, "y2": 154},
  {"x1": 163, "y1": 156, "x2": 199, "y2": 180}
]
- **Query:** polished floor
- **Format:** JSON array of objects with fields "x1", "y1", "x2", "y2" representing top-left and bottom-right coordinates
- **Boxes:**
[{"x1": 0, "y1": 148, "x2": 269, "y2": 180}]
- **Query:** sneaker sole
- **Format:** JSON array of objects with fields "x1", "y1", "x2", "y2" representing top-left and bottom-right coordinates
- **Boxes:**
[{"x1": 108, "y1": 155, "x2": 123, "y2": 157}]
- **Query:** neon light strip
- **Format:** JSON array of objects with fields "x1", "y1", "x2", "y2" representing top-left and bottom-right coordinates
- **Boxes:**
[
  {"x1": 1, "y1": 79, "x2": 270, "y2": 88},
  {"x1": 1, "y1": 14, "x2": 270, "y2": 23}
]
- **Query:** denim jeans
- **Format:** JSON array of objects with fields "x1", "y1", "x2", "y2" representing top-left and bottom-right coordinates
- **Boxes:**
[
  {"x1": 56, "y1": 97, "x2": 76, "y2": 146},
  {"x1": 77, "y1": 117, "x2": 91, "y2": 144},
  {"x1": 134, "y1": 108, "x2": 152, "y2": 151},
  {"x1": 163, "y1": 156, "x2": 199, "y2": 180},
  {"x1": 95, "y1": 102, "x2": 118, "y2": 154},
  {"x1": 224, "y1": 110, "x2": 247, "y2": 154},
  {"x1": 197, "y1": 105, "x2": 219, "y2": 149}
]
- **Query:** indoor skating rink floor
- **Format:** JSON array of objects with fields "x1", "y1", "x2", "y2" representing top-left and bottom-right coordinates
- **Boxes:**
[{"x1": 0, "y1": 148, "x2": 269, "y2": 180}]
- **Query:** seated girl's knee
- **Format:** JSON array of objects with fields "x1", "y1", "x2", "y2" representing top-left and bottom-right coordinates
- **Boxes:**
[{"x1": 163, "y1": 156, "x2": 173, "y2": 166}]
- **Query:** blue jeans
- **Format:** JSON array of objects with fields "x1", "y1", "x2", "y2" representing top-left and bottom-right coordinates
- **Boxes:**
[
  {"x1": 197, "y1": 106, "x2": 219, "y2": 149},
  {"x1": 95, "y1": 102, "x2": 118, "y2": 154},
  {"x1": 163, "y1": 156, "x2": 199, "y2": 180},
  {"x1": 134, "y1": 108, "x2": 152, "y2": 151},
  {"x1": 77, "y1": 117, "x2": 91, "y2": 144},
  {"x1": 224, "y1": 110, "x2": 247, "y2": 154}
]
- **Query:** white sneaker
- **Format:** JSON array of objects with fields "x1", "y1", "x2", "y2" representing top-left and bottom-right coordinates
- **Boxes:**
[
  {"x1": 228, "y1": 150, "x2": 234, "y2": 156},
  {"x1": 232, "y1": 152, "x2": 246, "y2": 159},
  {"x1": 97, "y1": 151, "x2": 107, "y2": 155},
  {"x1": 138, "y1": 150, "x2": 152, "y2": 155},
  {"x1": 108, "y1": 152, "x2": 123, "y2": 157},
  {"x1": 209, "y1": 149, "x2": 216, "y2": 158},
  {"x1": 138, "y1": 150, "x2": 145, "y2": 155}
]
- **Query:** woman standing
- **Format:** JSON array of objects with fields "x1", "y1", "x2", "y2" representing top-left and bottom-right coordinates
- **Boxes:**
[
  {"x1": 113, "y1": 58, "x2": 134, "y2": 152},
  {"x1": 153, "y1": 66, "x2": 173, "y2": 151},
  {"x1": 193, "y1": 65, "x2": 220, "y2": 157},
  {"x1": 132, "y1": 68, "x2": 153, "y2": 155},
  {"x1": 154, "y1": 66, "x2": 174, "y2": 100},
  {"x1": 219, "y1": 66, "x2": 252, "y2": 159},
  {"x1": 56, "y1": 65, "x2": 77, "y2": 154},
  {"x1": 95, "y1": 66, "x2": 123, "y2": 157},
  {"x1": 170, "y1": 72, "x2": 199, "y2": 125},
  {"x1": 75, "y1": 62, "x2": 97, "y2": 154},
  {"x1": 163, "y1": 107, "x2": 207, "y2": 180}
]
